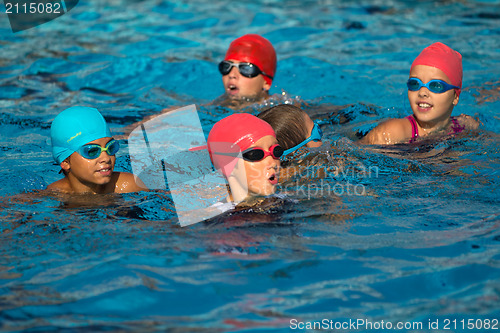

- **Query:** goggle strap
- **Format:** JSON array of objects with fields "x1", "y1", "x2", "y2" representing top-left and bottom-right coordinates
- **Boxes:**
[
  {"x1": 283, "y1": 139, "x2": 310, "y2": 156},
  {"x1": 283, "y1": 123, "x2": 322, "y2": 156}
]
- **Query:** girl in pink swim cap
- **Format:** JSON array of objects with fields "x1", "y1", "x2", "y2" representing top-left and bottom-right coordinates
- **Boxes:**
[
  {"x1": 360, "y1": 42, "x2": 480, "y2": 145},
  {"x1": 207, "y1": 113, "x2": 283, "y2": 203},
  {"x1": 216, "y1": 34, "x2": 277, "y2": 109}
]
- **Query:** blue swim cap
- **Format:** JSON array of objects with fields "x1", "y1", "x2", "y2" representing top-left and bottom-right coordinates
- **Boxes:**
[{"x1": 51, "y1": 106, "x2": 111, "y2": 164}]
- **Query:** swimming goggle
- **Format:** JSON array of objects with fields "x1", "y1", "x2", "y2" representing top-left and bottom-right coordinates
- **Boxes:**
[
  {"x1": 283, "y1": 123, "x2": 323, "y2": 156},
  {"x1": 213, "y1": 144, "x2": 284, "y2": 162},
  {"x1": 407, "y1": 78, "x2": 459, "y2": 94},
  {"x1": 77, "y1": 139, "x2": 120, "y2": 159},
  {"x1": 218, "y1": 60, "x2": 273, "y2": 80},
  {"x1": 241, "y1": 144, "x2": 284, "y2": 162}
]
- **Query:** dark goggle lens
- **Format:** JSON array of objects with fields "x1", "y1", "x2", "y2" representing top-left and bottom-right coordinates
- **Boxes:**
[
  {"x1": 218, "y1": 61, "x2": 232, "y2": 75},
  {"x1": 107, "y1": 140, "x2": 120, "y2": 155},
  {"x1": 428, "y1": 81, "x2": 445, "y2": 93},
  {"x1": 242, "y1": 149, "x2": 264, "y2": 161},
  {"x1": 242, "y1": 145, "x2": 283, "y2": 162},
  {"x1": 407, "y1": 78, "x2": 421, "y2": 91},
  {"x1": 272, "y1": 145, "x2": 284, "y2": 158},
  {"x1": 238, "y1": 64, "x2": 260, "y2": 78},
  {"x1": 82, "y1": 146, "x2": 101, "y2": 158},
  {"x1": 218, "y1": 61, "x2": 261, "y2": 78}
]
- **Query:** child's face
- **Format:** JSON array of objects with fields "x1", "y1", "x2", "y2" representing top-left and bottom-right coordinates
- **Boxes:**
[
  {"x1": 230, "y1": 135, "x2": 280, "y2": 199},
  {"x1": 408, "y1": 65, "x2": 459, "y2": 125},
  {"x1": 221, "y1": 60, "x2": 271, "y2": 101},
  {"x1": 62, "y1": 137, "x2": 116, "y2": 190}
]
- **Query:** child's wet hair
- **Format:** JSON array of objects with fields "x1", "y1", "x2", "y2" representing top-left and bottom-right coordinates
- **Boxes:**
[{"x1": 257, "y1": 104, "x2": 309, "y2": 150}]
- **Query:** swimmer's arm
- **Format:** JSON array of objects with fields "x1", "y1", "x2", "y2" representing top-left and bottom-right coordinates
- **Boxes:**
[
  {"x1": 457, "y1": 114, "x2": 481, "y2": 130},
  {"x1": 114, "y1": 172, "x2": 148, "y2": 193},
  {"x1": 358, "y1": 118, "x2": 410, "y2": 145}
]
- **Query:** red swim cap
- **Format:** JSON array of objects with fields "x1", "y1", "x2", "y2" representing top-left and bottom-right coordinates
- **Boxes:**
[
  {"x1": 410, "y1": 42, "x2": 463, "y2": 96},
  {"x1": 224, "y1": 34, "x2": 277, "y2": 86},
  {"x1": 207, "y1": 113, "x2": 276, "y2": 177}
]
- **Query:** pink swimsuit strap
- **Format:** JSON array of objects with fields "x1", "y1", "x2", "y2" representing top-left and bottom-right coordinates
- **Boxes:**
[
  {"x1": 406, "y1": 115, "x2": 419, "y2": 143},
  {"x1": 406, "y1": 115, "x2": 465, "y2": 143}
]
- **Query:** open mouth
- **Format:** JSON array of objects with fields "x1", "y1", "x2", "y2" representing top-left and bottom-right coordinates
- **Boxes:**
[
  {"x1": 227, "y1": 84, "x2": 239, "y2": 95},
  {"x1": 268, "y1": 173, "x2": 278, "y2": 185}
]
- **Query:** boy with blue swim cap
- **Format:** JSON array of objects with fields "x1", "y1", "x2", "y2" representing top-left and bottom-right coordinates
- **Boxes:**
[{"x1": 48, "y1": 106, "x2": 146, "y2": 194}]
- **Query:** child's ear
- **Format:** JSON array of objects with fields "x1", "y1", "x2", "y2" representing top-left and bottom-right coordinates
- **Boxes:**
[
  {"x1": 453, "y1": 93, "x2": 460, "y2": 106},
  {"x1": 60, "y1": 159, "x2": 71, "y2": 172},
  {"x1": 262, "y1": 80, "x2": 271, "y2": 92}
]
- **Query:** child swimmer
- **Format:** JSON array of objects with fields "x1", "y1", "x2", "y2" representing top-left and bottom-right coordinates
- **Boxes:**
[
  {"x1": 214, "y1": 34, "x2": 278, "y2": 110},
  {"x1": 360, "y1": 42, "x2": 480, "y2": 145},
  {"x1": 148, "y1": 34, "x2": 278, "y2": 128},
  {"x1": 257, "y1": 104, "x2": 323, "y2": 156},
  {"x1": 258, "y1": 104, "x2": 329, "y2": 183},
  {"x1": 48, "y1": 106, "x2": 146, "y2": 194},
  {"x1": 207, "y1": 113, "x2": 283, "y2": 203}
]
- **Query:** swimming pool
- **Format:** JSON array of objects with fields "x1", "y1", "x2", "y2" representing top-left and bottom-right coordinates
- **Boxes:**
[{"x1": 1, "y1": 0, "x2": 499, "y2": 331}]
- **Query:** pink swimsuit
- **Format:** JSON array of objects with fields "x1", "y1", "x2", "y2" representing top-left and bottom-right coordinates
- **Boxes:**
[{"x1": 406, "y1": 115, "x2": 465, "y2": 143}]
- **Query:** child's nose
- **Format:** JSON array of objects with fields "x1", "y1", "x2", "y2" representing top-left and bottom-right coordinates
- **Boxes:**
[
  {"x1": 228, "y1": 66, "x2": 239, "y2": 78},
  {"x1": 265, "y1": 155, "x2": 280, "y2": 167},
  {"x1": 418, "y1": 87, "x2": 430, "y2": 97},
  {"x1": 97, "y1": 151, "x2": 112, "y2": 162}
]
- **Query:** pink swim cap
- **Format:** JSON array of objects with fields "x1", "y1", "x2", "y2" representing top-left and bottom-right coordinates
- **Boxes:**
[
  {"x1": 224, "y1": 34, "x2": 277, "y2": 86},
  {"x1": 410, "y1": 42, "x2": 463, "y2": 96},
  {"x1": 207, "y1": 113, "x2": 276, "y2": 177}
]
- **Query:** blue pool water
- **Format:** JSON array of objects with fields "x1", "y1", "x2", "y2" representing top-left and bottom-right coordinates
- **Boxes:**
[{"x1": 1, "y1": 0, "x2": 499, "y2": 332}]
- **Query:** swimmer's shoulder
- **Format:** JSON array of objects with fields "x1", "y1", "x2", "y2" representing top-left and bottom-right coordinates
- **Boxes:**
[
  {"x1": 46, "y1": 178, "x2": 71, "y2": 193},
  {"x1": 45, "y1": 173, "x2": 146, "y2": 194},
  {"x1": 113, "y1": 172, "x2": 148, "y2": 193},
  {"x1": 358, "y1": 117, "x2": 411, "y2": 145},
  {"x1": 455, "y1": 114, "x2": 481, "y2": 130}
]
